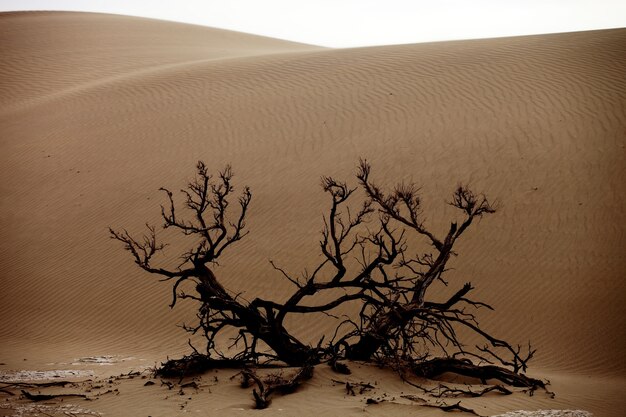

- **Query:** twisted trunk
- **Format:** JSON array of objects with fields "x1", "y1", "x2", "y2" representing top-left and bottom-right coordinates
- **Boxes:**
[{"x1": 196, "y1": 267, "x2": 312, "y2": 366}]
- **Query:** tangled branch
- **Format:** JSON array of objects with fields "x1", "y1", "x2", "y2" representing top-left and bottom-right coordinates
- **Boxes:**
[{"x1": 109, "y1": 159, "x2": 543, "y2": 409}]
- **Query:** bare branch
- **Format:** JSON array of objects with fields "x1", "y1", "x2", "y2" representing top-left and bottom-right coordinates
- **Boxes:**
[{"x1": 109, "y1": 159, "x2": 539, "y2": 410}]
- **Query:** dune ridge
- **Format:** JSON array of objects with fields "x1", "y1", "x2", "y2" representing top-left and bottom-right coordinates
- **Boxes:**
[
  {"x1": 0, "y1": 11, "x2": 323, "y2": 109},
  {"x1": 1, "y1": 12, "x2": 625, "y2": 416}
]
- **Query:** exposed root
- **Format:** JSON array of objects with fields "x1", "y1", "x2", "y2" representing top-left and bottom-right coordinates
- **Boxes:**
[
  {"x1": 331, "y1": 379, "x2": 375, "y2": 396},
  {"x1": 412, "y1": 358, "x2": 545, "y2": 390},
  {"x1": 422, "y1": 400, "x2": 481, "y2": 415},
  {"x1": 429, "y1": 383, "x2": 512, "y2": 398},
  {"x1": 328, "y1": 358, "x2": 351, "y2": 375},
  {"x1": 241, "y1": 365, "x2": 314, "y2": 409},
  {"x1": 156, "y1": 354, "x2": 250, "y2": 379}
]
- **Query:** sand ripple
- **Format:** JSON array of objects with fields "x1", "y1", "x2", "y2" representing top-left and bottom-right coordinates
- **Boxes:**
[
  {"x1": 493, "y1": 411, "x2": 593, "y2": 417},
  {"x1": 0, "y1": 12, "x2": 624, "y2": 417}
]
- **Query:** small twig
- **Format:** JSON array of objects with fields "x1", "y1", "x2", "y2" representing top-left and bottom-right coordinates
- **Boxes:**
[
  {"x1": 431, "y1": 384, "x2": 512, "y2": 398},
  {"x1": 331, "y1": 379, "x2": 375, "y2": 395},
  {"x1": 422, "y1": 400, "x2": 482, "y2": 415}
]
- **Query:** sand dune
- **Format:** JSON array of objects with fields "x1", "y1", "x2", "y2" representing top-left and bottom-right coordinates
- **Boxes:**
[
  {"x1": 0, "y1": 11, "x2": 323, "y2": 111},
  {"x1": 0, "y1": 11, "x2": 625, "y2": 416}
]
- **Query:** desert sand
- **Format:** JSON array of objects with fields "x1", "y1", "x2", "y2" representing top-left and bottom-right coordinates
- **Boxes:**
[{"x1": 0, "y1": 11, "x2": 625, "y2": 417}]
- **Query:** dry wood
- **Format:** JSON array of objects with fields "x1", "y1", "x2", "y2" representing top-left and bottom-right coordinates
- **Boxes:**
[
  {"x1": 241, "y1": 365, "x2": 314, "y2": 409},
  {"x1": 21, "y1": 390, "x2": 88, "y2": 402},
  {"x1": 110, "y1": 160, "x2": 545, "y2": 408}
]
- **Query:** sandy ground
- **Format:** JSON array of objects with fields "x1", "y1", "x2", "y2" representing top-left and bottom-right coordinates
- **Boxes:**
[{"x1": 0, "y1": 11, "x2": 625, "y2": 416}]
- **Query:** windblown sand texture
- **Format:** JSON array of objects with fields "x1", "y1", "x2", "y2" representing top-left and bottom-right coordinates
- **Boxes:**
[{"x1": 1, "y1": 11, "x2": 625, "y2": 416}]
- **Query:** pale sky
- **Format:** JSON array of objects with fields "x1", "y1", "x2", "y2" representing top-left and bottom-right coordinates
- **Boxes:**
[{"x1": 1, "y1": 0, "x2": 625, "y2": 47}]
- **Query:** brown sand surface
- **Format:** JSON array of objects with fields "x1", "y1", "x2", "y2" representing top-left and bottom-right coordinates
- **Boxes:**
[{"x1": 1, "y1": 11, "x2": 625, "y2": 416}]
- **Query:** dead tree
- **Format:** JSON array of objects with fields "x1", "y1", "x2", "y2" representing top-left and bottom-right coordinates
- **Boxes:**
[
  {"x1": 110, "y1": 162, "x2": 311, "y2": 366},
  {"x1": 110, "y1": 159, "x2": 543, "y2": 397},
  {"x1": 337, "y1": 161, "x2": 539, "y2": 387},
  {"x1": 341, "y1": 161, "x2": 497, "y2": 360}
]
